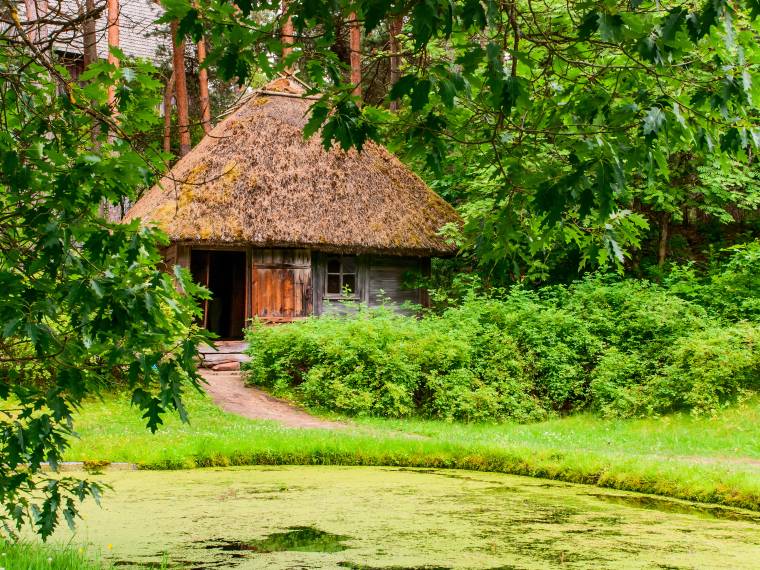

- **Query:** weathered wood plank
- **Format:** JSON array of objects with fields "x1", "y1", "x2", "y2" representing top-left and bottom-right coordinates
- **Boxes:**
[
  {"x1": 251, "y1": 249, "x2": 313, "y2": 321},
  {"x1": 176, "y1": 244, "x2": 190, "y2": 269}
]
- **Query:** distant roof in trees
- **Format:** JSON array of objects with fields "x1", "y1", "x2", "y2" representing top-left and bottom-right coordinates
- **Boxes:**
[{"x1": 125, "y1": 77, "x2": 460, "y2": 256}]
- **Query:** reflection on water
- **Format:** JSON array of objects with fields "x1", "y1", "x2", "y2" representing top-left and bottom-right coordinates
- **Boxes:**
[
  {"x1": 586, "y1": 492, "x2": 760, "y2": 523},
  {"x1": 199, "y1": 526, "x2": 350, "y2": 554}
]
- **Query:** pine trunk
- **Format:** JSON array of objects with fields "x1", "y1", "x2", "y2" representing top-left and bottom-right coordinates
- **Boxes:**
[
  {"x1": 83, "y1": 0, "x2": 98, "y2": 67},
  {"x1": 658, "y1": 212, "x2": 670, "y2": 267},
  {"x1": 349, "y1": 12, "x2": 361, "y2": 100},
  {"x1": 106, "y1": 0, "x2": 120, "y2": 109},
  {"x1": 171, "y1": 21, "x2": 191, "y2": 157},
  {"x1": 389, "y1": 17, "x2": 402, "y2": 111},
  {"x1": 281, "y1": 0, "x2": 294, "y2": 73},
  {"x1": 23, "y1": 0, "x2": 47, "y2": 42},
  {"x1": 197, "y1": 39, "x2": 212, "y2": 134}
]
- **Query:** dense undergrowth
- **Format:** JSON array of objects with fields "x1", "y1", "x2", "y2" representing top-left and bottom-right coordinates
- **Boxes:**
[{"x1": 243, "y1": 243, "x2": 760, "y2": 421}]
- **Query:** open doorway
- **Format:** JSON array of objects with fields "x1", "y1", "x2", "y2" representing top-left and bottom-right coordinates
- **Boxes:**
[{"x1": 190, "y1": 250, "x2": 247, "y2": 339}]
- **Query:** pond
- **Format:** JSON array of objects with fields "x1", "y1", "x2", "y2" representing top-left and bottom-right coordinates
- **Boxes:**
[{"x1": 59, "y1": 466, "x2": 760, "y2": 569}]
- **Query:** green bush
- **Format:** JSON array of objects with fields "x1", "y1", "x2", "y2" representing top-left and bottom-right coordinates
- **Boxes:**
[
  {"x1": 589, "y1": 348, "x2": 653, "y2": 418},
  {"x1": 664, "y1": 241, "x2": 760, "y2": 322},
  {"x1": 245, "y1": 302, "x2": 547, "y2": 422},
  {"x1": 244, "y1": 268, "x2": 760, "y2": 421},
  {"x1": 702, "y1": 243, "x2": 760, "y2": 321},
  {"x1": 658, "y1": 323, "x2": 760, "y2": 414}
]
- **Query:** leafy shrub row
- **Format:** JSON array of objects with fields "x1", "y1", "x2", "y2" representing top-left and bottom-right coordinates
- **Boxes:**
[
  {"x1": 664, "y1": 241, "x2": 760, "y2": 322},
  {"x1": 243, "y1": 247, "x2": 760, "y2": 421}
]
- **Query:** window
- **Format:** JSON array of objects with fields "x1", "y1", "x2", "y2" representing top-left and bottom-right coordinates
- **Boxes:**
[{"x1": 325, "y1": 256, "x2": 358, "y2": 298}]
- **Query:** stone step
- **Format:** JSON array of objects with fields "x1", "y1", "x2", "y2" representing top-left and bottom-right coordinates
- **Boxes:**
[
  {"x1": 199, "y1": 341, "x2": 249, "y2": 355},
  {"x1": 201, "y1": 352, "x2": 251, "y2": 364},
  {"x1": 210, "y1": 361, "x2": 241, "y2": 372}
]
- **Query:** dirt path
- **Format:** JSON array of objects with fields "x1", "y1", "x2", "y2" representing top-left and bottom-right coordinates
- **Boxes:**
[{"x1": 199, "y1": 370, "x2": 346, "y2": 430}]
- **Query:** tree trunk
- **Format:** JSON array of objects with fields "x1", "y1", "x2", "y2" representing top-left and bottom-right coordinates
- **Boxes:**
[
  {"x1": 106, "y1": 0, "x2": 120, "y2": 109},
  {"x1": 349, "y1": 11, "x2": 361, "y2": 100},
  {"x1": 281, "y1": 0, "x2": 294, "y2": 73},
  {"x1": 171, "y1": 20, "x2": 191, "y2": 157},
  {"x1": 163, "y1": 71, "x2": 176, "y2": 153},
  {"x1": 22, "y1": 0, "x2": 37, "y2": 40},
  {"x1": 83, "y1": 0, "x2": 98, "y2": 68},
  {"x1": 197, "y1": 39, "x2": 212, "y2": 134},
  {"x1": 658, "y1": 212, "x2": 670, "y2": 267},
  {"x1": 23, "y1": 0, "x2": 47, "y2": 43},
  {"x1": 388, "y1": 17, "x2": 401, "y2": 111}
]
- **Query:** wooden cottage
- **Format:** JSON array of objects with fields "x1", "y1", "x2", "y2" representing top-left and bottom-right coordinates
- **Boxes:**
[{"x1": 125, "y1": 78, "x2": 460, "y2": 340}]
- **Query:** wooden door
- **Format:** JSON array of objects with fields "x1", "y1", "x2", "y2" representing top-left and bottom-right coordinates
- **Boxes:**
[{"x1": 251, "y1": 249, "x2": 312, "y2": 322}]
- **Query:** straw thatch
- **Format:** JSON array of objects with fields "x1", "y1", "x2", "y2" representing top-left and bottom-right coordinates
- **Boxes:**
[{"x1": 124, "y1": 77, "x2": 460, "y2": 256}]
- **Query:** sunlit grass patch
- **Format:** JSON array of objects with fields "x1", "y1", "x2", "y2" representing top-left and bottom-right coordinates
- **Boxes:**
[
  {"x1": 0, "y1": 541, "x2": 106, "y2": 570},
  {"x1": 64, "y1": 391, "x2": 760, "y2": 510}
]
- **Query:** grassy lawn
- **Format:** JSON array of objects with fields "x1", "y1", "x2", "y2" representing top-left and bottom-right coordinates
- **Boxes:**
[
  {"x1": 355, "y1": 402, "x2": 760, "y2": 460},
  {"x1": 0, "y1": 541, "x2": 111, "y2": 570},
  {"x1": 66, "y1": 390, "x2": 760, "y2": 511}
]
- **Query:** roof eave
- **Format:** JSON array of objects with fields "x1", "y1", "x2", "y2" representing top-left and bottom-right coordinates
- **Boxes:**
[{"x1": 170, "y1": 238, "x2": 457, "y2": 258}]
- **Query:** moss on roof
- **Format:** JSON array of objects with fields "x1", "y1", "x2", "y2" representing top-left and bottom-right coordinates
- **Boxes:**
[{"x1": 125, "y1": 78, "x2": 460, "y2": 256}]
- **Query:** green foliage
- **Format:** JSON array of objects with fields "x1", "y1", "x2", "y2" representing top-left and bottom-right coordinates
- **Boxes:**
[
  {"x1": 663, "y1": 324, "x2": 759, "y2": 412},
  {"x1": 245, "y1": 257, "x2": 760, "y2": 421},
  {"x1": 0, "y1": 42, "x2": 207, "y2": 537},
  {"x1": 0, "y1": 540, "x2": 107, "y2": 570},
  {"x1": 664, "y1": 241, "x2": 760, "y2": 321},
  {"x1": 244, "y1": 303, "x2": 547, "y2": 422},
  {"x1": 700, "y1": 242, "x2": 760, "y2": 320},
  {"x1": 162, "y1": 0, "x2": 760, "y2": 275}
]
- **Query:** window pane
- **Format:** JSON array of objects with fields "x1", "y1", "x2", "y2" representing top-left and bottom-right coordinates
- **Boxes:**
[
  {"x1": 342, "y1": 257, "x2": 356, "y2": 273},
  {"x1": 327, "y1": 259, "x2": 341, "y2": 273},
  {"x1": 327, "y1": 274, "x2": 341, "y2": 294},
  {"x1": 342, "y1": 274, "x2": 356, "y2": 295}
]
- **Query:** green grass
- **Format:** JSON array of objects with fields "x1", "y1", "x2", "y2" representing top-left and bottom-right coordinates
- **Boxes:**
[
  {"x1": 0, "y1": 541, "x2": 107, "y2": 570},
  {"x1": 354, "y1": 401, "x2": 760, "y2": 460},
  {"x1": 65, "y1": 390, "x2": 760, "y2": 511}
]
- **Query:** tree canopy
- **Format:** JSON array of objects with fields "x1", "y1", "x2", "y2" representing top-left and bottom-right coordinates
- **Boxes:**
[
  {"x1": 0, "y1": 18, "x2": 207, "y2": 537},
  {"x1": 166, "y1": 0, "x2": 760, "y2": 278}
]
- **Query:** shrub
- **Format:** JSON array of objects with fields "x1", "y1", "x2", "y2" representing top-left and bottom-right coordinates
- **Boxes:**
[
  {"x1": 664, "y1": 241, "x2": 760, "y2": 322},
  {"x1": 590, "y1": 348, "x2": 654, "y2": 418},
  {"x1": 244, "y1": 302, "x2": 548, "y2": 421},
  {"x1": 702, "y1": 242, "x2": 760, "y2": 322},
  {"x1": 243, "y1": 271, "x2": 760, "y2": 422},
  {"x1": 658, "y1": 323, "x2": 760, "y2": 414},
  {"x1": 553, "y1": 276, "x2": 709, "y2": 355}
]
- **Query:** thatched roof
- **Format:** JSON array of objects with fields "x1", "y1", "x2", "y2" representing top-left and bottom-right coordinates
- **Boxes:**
[{"x1": 125, "y1": 78, "x2": 460, "y2": 256}]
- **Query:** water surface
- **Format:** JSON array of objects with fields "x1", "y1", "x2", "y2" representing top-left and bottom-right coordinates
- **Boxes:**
[{"x1": 60, "y1": 466, "x2": 760, "y2": 569}]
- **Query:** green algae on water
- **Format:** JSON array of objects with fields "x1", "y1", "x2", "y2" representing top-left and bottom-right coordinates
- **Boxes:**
[{"x1": 57, "y1": 466, "x2": 760, "y2": 569}]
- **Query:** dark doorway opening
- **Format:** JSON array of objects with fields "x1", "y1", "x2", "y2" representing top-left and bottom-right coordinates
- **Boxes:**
[{"x1": 191, "y1": 250, "x2": 247, "y2": 339}]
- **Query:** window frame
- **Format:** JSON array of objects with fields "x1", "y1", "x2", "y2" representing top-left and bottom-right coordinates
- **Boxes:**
[{"x1": 324, "y1": 255, "x2": 360, "y2": 300}]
